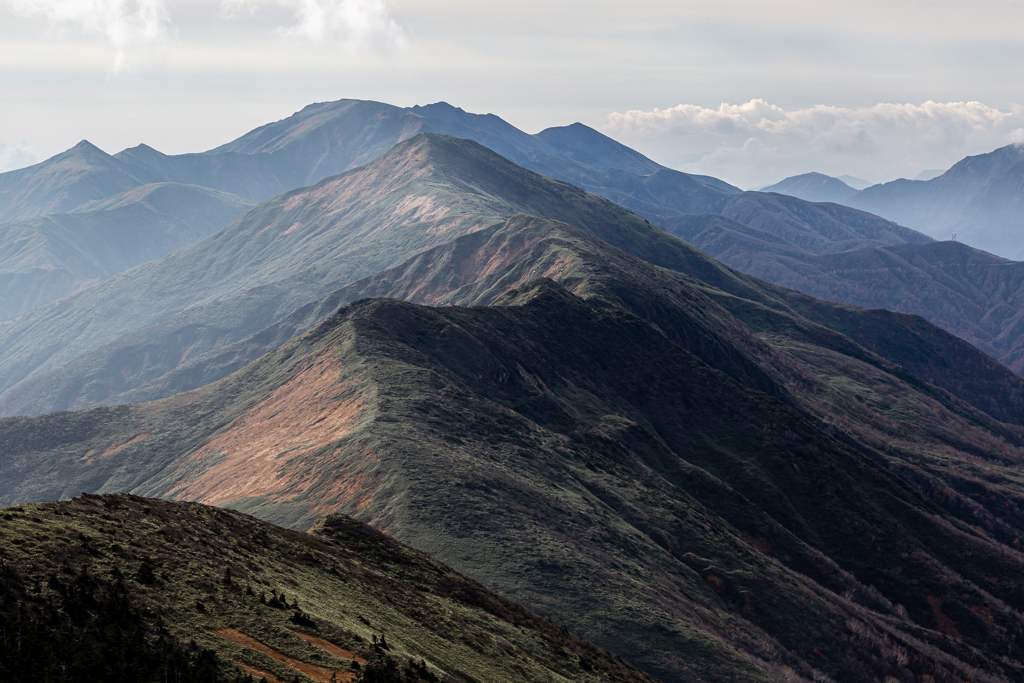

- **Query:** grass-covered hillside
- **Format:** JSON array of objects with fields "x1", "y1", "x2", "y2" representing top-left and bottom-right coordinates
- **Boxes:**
[
  {"x1": 4, "y1": 276, "x2": 1024, "y2": 682},
  {"x1": 0, "y1": 493, "x2": 653, "y2": 683}
]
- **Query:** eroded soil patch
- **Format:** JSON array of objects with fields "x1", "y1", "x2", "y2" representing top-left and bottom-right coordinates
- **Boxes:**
[
  {"x1": 213, "y1": 628, "x2": 352, "y2": 683},
  {"x1": 293, "y1": 630, "x2": 367, "y2": 663}
]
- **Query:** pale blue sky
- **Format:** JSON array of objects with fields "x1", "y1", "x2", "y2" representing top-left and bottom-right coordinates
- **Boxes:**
[{"x1": 1, "y1": 0, "x2": 1023, "y2": 186}]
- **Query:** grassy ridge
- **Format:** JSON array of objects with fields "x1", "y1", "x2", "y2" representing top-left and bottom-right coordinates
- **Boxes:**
[
  {"x1": 0, "y1": 493, "x2": 654, "y2": 683},
  {"x1": 3, "y1": 279, "x2": 1024, "y2": 682}
]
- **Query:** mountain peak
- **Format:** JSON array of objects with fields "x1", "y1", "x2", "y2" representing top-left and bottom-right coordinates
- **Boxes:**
[
  {"x1": 535, "y1": 122, "x2": 664, "y2": 176},
  {"x1": 410, "y1": 101, "x2": 471, "y2": 120},
  {"x1": 760, "y1": 172, "x2": 860, "y2": 203},
  {"x1": 64, "y1": 139, "x2": 112, "y2": 159}
]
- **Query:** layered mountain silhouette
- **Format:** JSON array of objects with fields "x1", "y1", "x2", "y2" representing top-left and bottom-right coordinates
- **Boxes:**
[
  {"x1": 0, "y1": 132, "x2": 937, "y2": 417},
  {"x1": 0, "y1": 183, "x2": 252, "y2": 320},
  {"x1": 0, "y1": 98, "x2": 926, "y2": 259},
  {"x1": 846, "y1": 143, "x2": 1024, "y2": 259},
  {"x1": 0, "y1": 494, "x2": 653, "y2": 683},
  {"x1": 3, "y1": 97, "x2": 1024, "y2": 683},
  {"x1": 0, "y1": 134, "x2": 702, "y2": 414},
  {"x1": 4, "y1": 267, "x2": 1024, "y2": 682},
  {"x1": 670, "y1": 212, "x2": 1024, "y2": 374}
]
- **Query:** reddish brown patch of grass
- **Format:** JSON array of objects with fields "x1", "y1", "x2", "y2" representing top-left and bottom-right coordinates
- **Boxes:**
[
  {"x1": 100, "y1": 433, "x2": 148, "y2": 458},
  {"x1": 175, "y1": 353, "x2": 366, "y2": 506}
]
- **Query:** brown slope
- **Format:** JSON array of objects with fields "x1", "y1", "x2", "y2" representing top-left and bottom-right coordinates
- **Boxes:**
[{"x1": 3, "y1": 280, "x2": 1024, "y2": 683}]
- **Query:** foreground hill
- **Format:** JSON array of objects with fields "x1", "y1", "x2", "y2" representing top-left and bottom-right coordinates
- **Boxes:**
[
  {"x1": 0, "y1": 183, "x2": 252, "y2": 320},
  {"x1": 4, "y1": 266, "x2": 1024, "y2": 682},
  {"x1": 847, "y1": 143, "x2": 1024, "y2": 259},
  {"x1": 0, "y1": 493, "x2": 650, "y2": 683}
]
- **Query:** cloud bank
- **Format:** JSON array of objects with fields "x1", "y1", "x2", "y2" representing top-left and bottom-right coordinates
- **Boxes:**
[
  {"x1": 605, "y1": 100, "x2": 1024, "y2": 188},
  {"x1": 2, "y1": 0, "x2": 406, "y2": 72},
  {"x1": 3, "y1": 0, "x2": 169, "y2": 72},
  {"x1": 222, "y1": 0, "x2": 407, "y2": 54},
  {"x1": 0, "y1": 141, "x2": 44, "y2": 173}
]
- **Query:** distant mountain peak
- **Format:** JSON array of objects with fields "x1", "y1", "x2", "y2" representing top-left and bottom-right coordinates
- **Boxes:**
[
  {"x1": 761, "y1": 172, "x2": 860, "y2": 203},
  {"x1": 62, "y1": 139, "x2": 113, "y2": 160}
]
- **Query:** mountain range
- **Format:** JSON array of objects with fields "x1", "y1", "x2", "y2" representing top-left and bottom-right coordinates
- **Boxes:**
[
  {"x1": 762, "y1": 145, "x2": 1024, "y2": 261},
  {"x1": 0, "y1": 125, "x2": 931, "y2": 418},
  {"x1": 3, "y1": 97, "x2": 1024, "y2": 683},
  {"x1": 4, "y1": 228, "x2": 1024, "y2": 680},
  {"x1": 0, "y1": 182, "x2": 252, "y2": 321}
]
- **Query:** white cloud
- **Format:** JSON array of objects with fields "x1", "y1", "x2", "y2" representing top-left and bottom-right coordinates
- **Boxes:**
[
  {"x1": 3, "y1": 0, "x2": 169, "y2": 72},
  {"x1": 0, "y1": 141, "x2": 44, "y2": 173},
  {"x1": 222, "y1": 0, "x2": 407, "y2": 54},
  {"x1": 605, "y1": 100, "x2": 1024, "y2": 189}
]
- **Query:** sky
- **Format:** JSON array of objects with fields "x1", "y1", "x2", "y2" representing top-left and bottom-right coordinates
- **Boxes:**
[{"x1": 1, "y1": 0, "x2": 1023, "y2": 188}]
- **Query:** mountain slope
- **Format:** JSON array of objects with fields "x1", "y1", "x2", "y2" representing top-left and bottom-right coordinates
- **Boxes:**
[
  {"x1": 0, "y1": 141, "x2": 154, "y2": 222},
  {"x1": 847, "y1": 143, "x2": 1024, "y2": 259},
  {"x1": 759, "y1": 172, "x2": 860, "y2": 203},
  {"x1": 3, "y1": 279, "x2": 1024, "y2": 683},
  {"x1": 0, "y1": 215, "x2": 786, "y2": 416},
  {"x1": 0, "y1": 183, "x2": 252, "y2": 320},
  {"x1": 0, "y1": 134, "x2": 742, "y2": 414},
  {"x1": 0, "y1": 493, "x2": 652, "y2": 683},
  {"x1": 669, "y1": 213, "x2": 1024, "y2": 376}
]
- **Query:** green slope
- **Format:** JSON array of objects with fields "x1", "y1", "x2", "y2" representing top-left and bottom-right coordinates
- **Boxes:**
[{"x1": 0, "y1": 493, "x2": 652, "y2": 683}]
